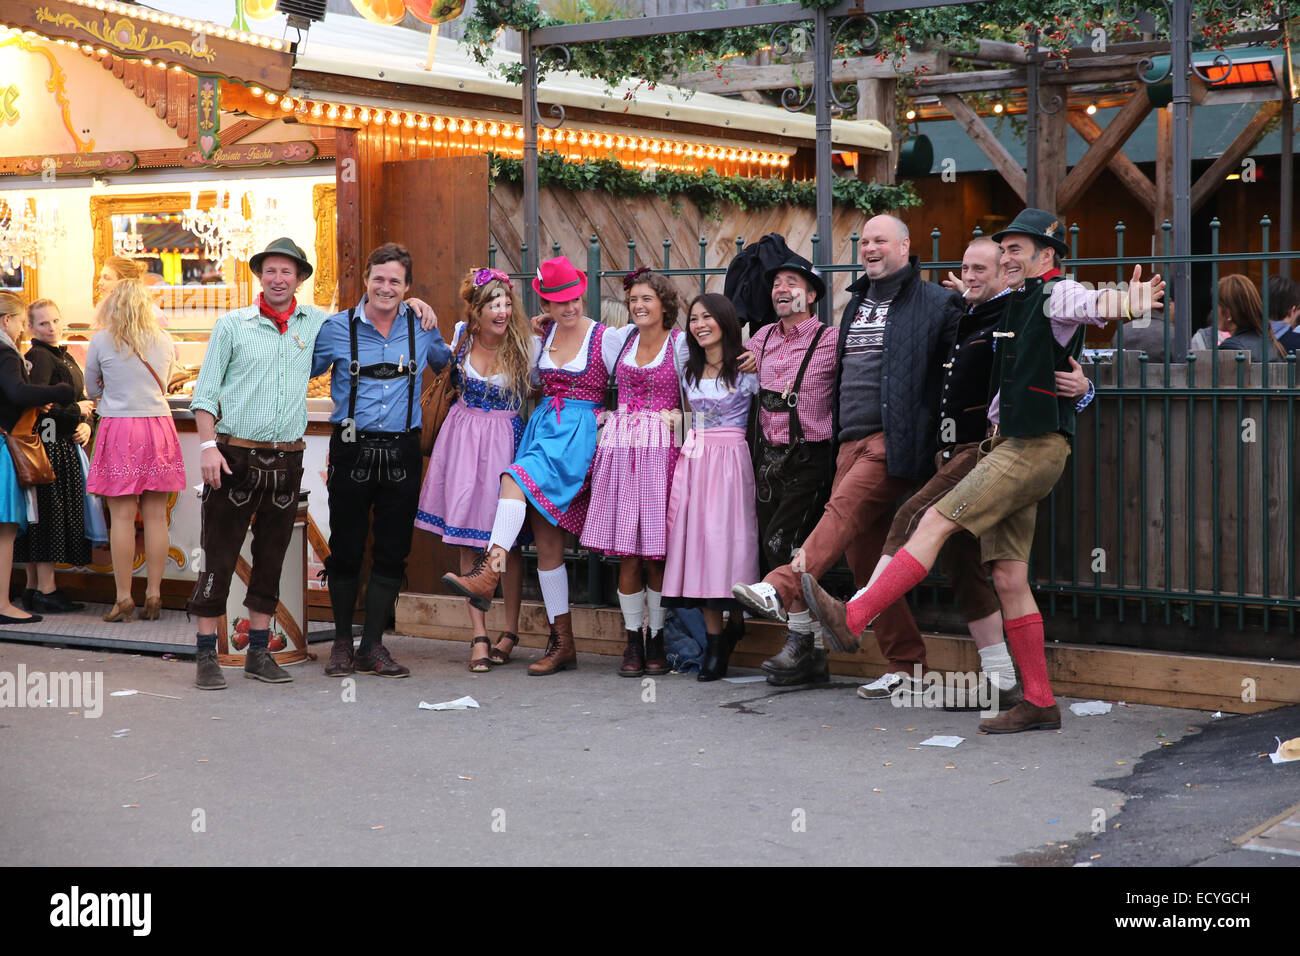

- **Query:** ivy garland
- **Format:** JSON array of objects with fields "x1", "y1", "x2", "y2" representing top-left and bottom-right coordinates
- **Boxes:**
[
  {"x1": 461, "y1": 1, "x2": 1283, "y2": 91},
  {"x1": 488, "y1": 150, "x2": 920, "y2": 219}
]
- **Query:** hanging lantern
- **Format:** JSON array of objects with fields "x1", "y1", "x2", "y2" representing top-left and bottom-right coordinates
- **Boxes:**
[{"x1": 349, "y1": 0, "x2": 407, "y2": 25}]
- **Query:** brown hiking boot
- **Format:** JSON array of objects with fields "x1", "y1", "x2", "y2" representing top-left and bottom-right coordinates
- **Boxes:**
[
  {"x1": 644, "y1": 629, "x2": 669, "y2": 676},
  {"x1": 244, "y1": 647, "x2": 292, "y2": 684},
  {"x1": 441, "y1": 546, "x2": 506, "y2": 612},
  {"x1": 618, "y1": 629, "x2": 645, "y2": 677},
  {"x1": 528, "y1": 612, "x2": 576, "y2": 676},
  {"x1": 978, "y1": 700, "x2": 1061, "y2": 734},
  {"x1": 801, "y1": 573, "x2": 863, "y2": 654},
  {"x1": 324, "y1": 637, "x2": 354, "y2": 677}
]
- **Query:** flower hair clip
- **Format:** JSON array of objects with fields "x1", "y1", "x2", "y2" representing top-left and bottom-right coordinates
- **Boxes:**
[
  {"x1": 474, "y1": 267, "x2": 511, "y2": 287},
  {"x1": 622, "y1": 266, "x2": 653, "y2": 292}
]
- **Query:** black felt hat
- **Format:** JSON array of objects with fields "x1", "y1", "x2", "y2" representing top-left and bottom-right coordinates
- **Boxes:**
[
  {"x1": 993, "y1": 208, "x2": 1069, "y2": 257},
  {"x1": 763, "y1": 256, "x2": 826, "y2": 301}
]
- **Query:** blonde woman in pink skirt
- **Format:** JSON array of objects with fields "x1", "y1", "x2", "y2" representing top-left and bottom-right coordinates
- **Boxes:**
[
  {"x1": 663, "y1": 293, "x2": 758, "y2": 681},
  {"x1": 84, "y1": 278, "x2": 185, "y2": 623},
  {"x1": 416, "y1": 268, "x2": 538, "y2": 671}
]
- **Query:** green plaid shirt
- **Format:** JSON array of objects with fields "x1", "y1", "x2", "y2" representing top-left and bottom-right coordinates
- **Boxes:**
[{"x1": 189, "y1": 302, "x2": 329, "y2": 442}]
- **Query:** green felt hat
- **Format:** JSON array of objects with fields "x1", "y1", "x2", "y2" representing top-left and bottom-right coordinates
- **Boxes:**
[{"x1": 249, "y1": 237, "x2": 313, "y2": 279}]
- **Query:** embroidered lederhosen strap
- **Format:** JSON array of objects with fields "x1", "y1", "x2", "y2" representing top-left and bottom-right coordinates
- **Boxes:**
[
  {"x1": 348, "y1": 306, "x2": 417, "y2": 430},
  {"x1": 755, "y1": 323, "x2": 829, "y2": 447}
]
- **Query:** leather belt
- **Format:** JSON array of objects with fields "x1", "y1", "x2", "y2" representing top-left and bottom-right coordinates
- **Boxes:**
[
  {"x1": 333, "y1": 425, "x2": 420, "y2": 443},
  {"x1": 217, "y1": 434, "x2": 306, "y2": 452}
]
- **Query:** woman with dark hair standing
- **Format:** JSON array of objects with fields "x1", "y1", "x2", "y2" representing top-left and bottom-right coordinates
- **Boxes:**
[
  {"x1": 16, "y1": 299, "x2": 94, "y2": 612},
  {"x1": 416, "y1": 268, "x2": 538, "y2": 672},
  {"x1": 0, "y1": 292, "x2": 76, "y2": 624},
  {"x1": 581, "y1": 268, "x2": 687, "y2": 678},
  {"x1": 662, "y1": 293, "x2": 758, "y2": 681},
  {"x1": 1218, "y1": 274, "x2": 1286, "y2": 361}
]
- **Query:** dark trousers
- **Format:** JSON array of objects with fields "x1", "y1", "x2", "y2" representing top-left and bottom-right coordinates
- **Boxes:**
[
  {"x1": 753, "y1": 438, "x2": 833, "y2": 577},
  {"x1": 188, "y1": 445, "x2": 303, "y2": 617},
  {"x1": 324, "y1": 429, "x2": 422, "y2": 581}
]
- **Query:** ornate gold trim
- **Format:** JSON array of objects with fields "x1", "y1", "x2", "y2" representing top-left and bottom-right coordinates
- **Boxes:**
[
  {"x1": 34, "y1": 9, "x2": 216, "y2": 63},
  {"x1": 312, "y1": 182, "x2": 337, "y2": 309},
  {"x1": 90, "y1": 192, "x2": 253, "y2": 308},
  {"x1": 0, "y1": 34, "x2": 94, "y2": 153}
]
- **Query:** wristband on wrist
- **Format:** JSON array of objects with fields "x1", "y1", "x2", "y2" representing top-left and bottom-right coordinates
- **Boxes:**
[{"x1": 199, "y1": 440, "x2": 218, "y2": 450}]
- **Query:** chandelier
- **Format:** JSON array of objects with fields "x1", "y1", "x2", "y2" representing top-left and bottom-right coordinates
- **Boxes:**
[
  {"x1": 181, "y1": 186, "x2": 287, "y2": 263},
  {"x1": 113, "y1": 214, "x2": 145, "y2": 258},
  {"x1": 0, "y1": 195, "x2": 66, "y2": 271}
]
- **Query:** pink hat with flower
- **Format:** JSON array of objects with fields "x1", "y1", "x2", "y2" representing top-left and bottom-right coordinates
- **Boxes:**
[{"x1": 531, "y1": 256, "x2": 588, "y2": 302}]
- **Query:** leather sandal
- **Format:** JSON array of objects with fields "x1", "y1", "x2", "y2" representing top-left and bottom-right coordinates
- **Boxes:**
[
  {"x1": 468, "y1": 635, "x2": 493, "y2": 673},
  {"x1": 142, "y1": 596, "x2": 162, "y2": 621},
  {"x1": 103, "y1": 598, "x2": 135, "y2": 623},
  {"x1": 488, "y1": 631, "x2": 519, "y2": 665}
]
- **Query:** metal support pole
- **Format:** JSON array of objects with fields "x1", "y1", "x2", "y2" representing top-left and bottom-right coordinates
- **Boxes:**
[
  {"x1": 1281, "y1": 31, "x2": 1294, "y2": 280},
  {"x1": 522, "y1": 31, "x2": 540, "y2": 316},
  {"x1": 814, "y1": 6, "x2": 832, "y2": 321},
  {"x1": 1171, "y1": 0, "x2": 1192, "y2": 354}
]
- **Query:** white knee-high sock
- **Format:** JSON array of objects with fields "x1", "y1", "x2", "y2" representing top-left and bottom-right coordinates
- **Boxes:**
[
  {"x1": 646, "y1": 588, "x2": 665, "y2": 632},
  {"x1": 488, "y1": 499, "x2": 527, "y2": 552},
  {"x1": 618, "y1": 589, "x2": 646, "y2": 632},
  {"x1": 537, "y1": 566, "x2": 569, "y2": 623},
  {"x1": 978, "y1": 642, "x2": 1017, "y2": 690}
]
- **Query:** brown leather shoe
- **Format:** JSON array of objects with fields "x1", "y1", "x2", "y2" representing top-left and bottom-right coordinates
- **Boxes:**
[
  {"x1": 801, "y1": 573, "x2": 863, "y2": 654},
  {"x1": 324, "y1": 637, "x2": 354, "y2": 677},
  {"x1": 442, "y1": 547, "x2": 505, "y2": 612},
  {"x1": 643, "y1": 629, "x2": 669, "y2": 675},
  {"x1": 978, "y1": 700, "x2": 1061, "y2": 734},
  {"x1": 528, "y1": 613, "x2": 576, "y2": 676},
  {"x1": 354, "y1": 643, "x2": 410, "y2": 678},
  {"x1": 618, "y1": 629, "x2": 645, "y2": 677}
]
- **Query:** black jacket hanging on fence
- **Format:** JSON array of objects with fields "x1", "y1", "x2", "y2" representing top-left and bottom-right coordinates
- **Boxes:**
[{"x1": 724, "y1": 233, "x2": 795, "y2": 333}]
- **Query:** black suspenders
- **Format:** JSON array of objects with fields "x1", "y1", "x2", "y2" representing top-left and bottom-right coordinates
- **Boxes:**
[{"x1": 347, "y1": 305, "x2": 418, "y2": 431}]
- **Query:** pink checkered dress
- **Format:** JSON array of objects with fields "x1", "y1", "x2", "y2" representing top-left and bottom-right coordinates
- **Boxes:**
[{"x1": 580, "y1": 328, "x2": 682, "y2": 560}]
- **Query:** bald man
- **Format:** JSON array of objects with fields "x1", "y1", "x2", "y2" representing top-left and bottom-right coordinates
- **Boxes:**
[{"x1": 734, "y1": 214, "x2": 963, "y2": 687}]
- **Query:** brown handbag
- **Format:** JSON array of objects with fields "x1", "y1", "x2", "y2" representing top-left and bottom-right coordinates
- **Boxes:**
[
  {"x1": 419, "y1": 338, "x2": 466, "y2": 456},
  {"x1": 0, "y1": 406, "x2": 55, "y2": 486}
]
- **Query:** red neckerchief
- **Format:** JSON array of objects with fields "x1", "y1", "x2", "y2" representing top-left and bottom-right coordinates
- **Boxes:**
[
  {"x1": 1040, "y1": 267, "x2": 1064, "y2": 281},
  {"x1": 257, "y1": 293, "x2": 297, "y2": 334}
]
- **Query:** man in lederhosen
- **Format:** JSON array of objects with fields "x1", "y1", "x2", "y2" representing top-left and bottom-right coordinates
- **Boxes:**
[
  {"x1": 734, "y1": 217, "x2": 963, "y2": 688},
  {"x1": 312, "y1": 243, "x2": 450, "y2": 678}
]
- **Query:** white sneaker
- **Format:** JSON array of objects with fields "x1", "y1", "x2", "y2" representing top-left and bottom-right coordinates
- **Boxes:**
[
  {"x1": 731, "y1": 581, "x2": 787, "y2": 623},
  {"x1": 856, "y1": 671, "x2": 919, "y2": 700}
]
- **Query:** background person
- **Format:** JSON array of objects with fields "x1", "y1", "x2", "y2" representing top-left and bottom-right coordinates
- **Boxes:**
[
  {"x1": 1218, "y1": 274, "x2": 1285, "y2": 361},
  {"x1": 16, "y1": 299, "x2": 94, "y2": 612},
  {"x1": 84, "y1": 279, "x2": 185, "y2": 623},
  {"x1": 0, "y1": 292, "x2": 76, "y2": 624}
]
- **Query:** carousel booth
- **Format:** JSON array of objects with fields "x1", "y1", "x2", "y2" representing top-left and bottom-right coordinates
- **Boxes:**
[{"x1": 0, "y1": 0, "x2": 888, "y2": 660}]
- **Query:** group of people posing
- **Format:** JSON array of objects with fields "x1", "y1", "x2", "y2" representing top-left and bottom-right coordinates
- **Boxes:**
[{"x1": 2, "y1": 206, "x2": 1166, "y2": 739}]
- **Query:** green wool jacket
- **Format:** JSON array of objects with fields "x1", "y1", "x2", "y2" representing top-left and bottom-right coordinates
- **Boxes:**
[{"x1": 989, "y1": 275, "x2": 1086, "y2": 441}]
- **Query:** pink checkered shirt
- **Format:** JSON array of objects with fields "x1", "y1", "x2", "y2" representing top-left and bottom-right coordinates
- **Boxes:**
[{"x1": 748, "y1": 314, "x2": 838, "y2": 445}]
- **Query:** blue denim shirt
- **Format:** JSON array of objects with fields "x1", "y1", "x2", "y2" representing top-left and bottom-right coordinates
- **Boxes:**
[{"x1": 313, "y1": 298, "x2": 451, "y2": 431}]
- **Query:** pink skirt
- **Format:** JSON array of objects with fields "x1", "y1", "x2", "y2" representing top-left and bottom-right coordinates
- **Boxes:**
[
  {"x1": 580, "y1": 408, "x2": 680, "y2": 560},
  {"x1": 662, "y1": 427, "x2": 759, "y2": 599},
  {"x1": 86, "y1": 416, "x2": 187, "y2": 497},
  {"x1": 416, "y1": 401, "x2": 523, "y2": 548}
]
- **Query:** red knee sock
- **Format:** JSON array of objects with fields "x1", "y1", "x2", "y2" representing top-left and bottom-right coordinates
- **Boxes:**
[
  {"x1": 845, "y1": 548, "x2": 929, "y2": 635},
  {"x1": 1005, "y1": 612, "x2": 1054, "y2": 707}
]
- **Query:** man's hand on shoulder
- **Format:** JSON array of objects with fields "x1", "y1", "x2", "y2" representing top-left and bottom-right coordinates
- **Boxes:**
[{"x1": 406, "y1": 297, "x2": 438, "y2": 331}]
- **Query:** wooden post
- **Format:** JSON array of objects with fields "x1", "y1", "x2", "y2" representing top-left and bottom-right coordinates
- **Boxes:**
[
  {"x1": 1035, "y1": 103, "x2": 1068, "y2": 214},
  {"x1": 1156, "y1": 104, "x2": 1174, "y2": 233},
  {"x1": 857, "y1": 78, "x2": 897, "y2": 185},
  {"x1": 334, "y1": 127, "x2": 363, "y2": 310}
]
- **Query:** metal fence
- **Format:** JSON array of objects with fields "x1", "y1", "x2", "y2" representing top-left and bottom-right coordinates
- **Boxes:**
[{"x1": 490, "y1": 218, "x2": 1300, "y2": 660}]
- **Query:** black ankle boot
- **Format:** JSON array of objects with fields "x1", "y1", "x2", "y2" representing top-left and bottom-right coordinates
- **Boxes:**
[{"x1": 697, "y1": 632, "x2": 729, "y2": 682}]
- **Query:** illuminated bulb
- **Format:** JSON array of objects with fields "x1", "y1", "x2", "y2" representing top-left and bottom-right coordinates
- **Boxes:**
[
  {"x1": 405, "y1": 114, "x2": 416, "y2": 128},
  {"x1": 905, "y1": 109, "x2": 917, "y2": 121},
  {"x1": 418, "y1": 116, "x2": 429, "y2": 129},
  {"x1": 487, "y1": 122, "x2": 498, "y2": 136},
  {"x1": 650, "y1": 141, "x2": 661, "y2": 154},
  {"x1": 433, "y1": 117, "x2": 444, "y2": 132},
  {"x1": 1086, "y1": 102, "x2": 1097, "y2": 115},
  {"x1": 475, "y1": 121, "x2": 486, "y2": 135},
  {"x1": 615, "y1": 136, "x2": 627, "y2": 148},
  {"x1": 705, "y1": 147, "x2": 716, "y2": 159},
  {"x1": 326, "y1": 105, "x2": 338, "y2": 118},
  {"x1": 726, "y1": 149, "x2": 737, "y2": 161},
  {"x1": 540, "y1": 128, "x2": 552, "y2": 142},
  {"x1": 265, "y1": 92, "x2": 278, "y2": 104},
  {"x1": 388, "y1": 112, "x2": 400, "y2": 126},
  {"x1": 251, "y1": 86, "x2": 263, "y2": 96},
  {"x1": 341, "y1": 106, "x2": 353, "y2": 120},
  {"x1": 515, "y1": 127, "x2": 525, "y2": 141},
  {"x1": 280, "y1": 98, "x2": 294, "y2": 112},
  {"x1": 358, "y1": 108, "x2": 371, "y2": 123},
  {"x1": 674, "y1": 143, "x2": 685, "y2": 155},
  {"x1": 566, "y1": 130, "x2": 578, "y2": 143},
  {"x1": 578, "y1": 132, "x2": 589, "y2": 146},
  {"x1": 993, "y1": 103, "x2": 1004, "y2": 114},
  {"x1": 779, "y1": 155, "x2": 789, "y2": 167}
]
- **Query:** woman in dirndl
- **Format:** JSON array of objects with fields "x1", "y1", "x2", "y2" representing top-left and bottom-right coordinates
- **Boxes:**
[
  {"x1": 84, "y1": 278, "x2": 186, "y2": 623},
  {"x1": 662, "y1": 293, "x2": 759, "y2": 681},
  {"x1": 443, "y1": 255, "x2": 620, "y2": 676},
  {"x1": 580, "y1": 267, "x2": 686, "y2": 678},
  {"x1": 416, "y1": 267, "x2": 538, "y2": 672},
  {"x1": 0, "y1": 291, "x2": 76, "y2": 624},
  {"x1": 16, "y1": 299, "x2": 94, "y2": 613}
]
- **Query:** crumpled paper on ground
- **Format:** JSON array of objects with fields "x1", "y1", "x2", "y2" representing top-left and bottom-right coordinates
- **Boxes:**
[
  {"x1": 1069, "y1": 701, "x2": 1113, "y2": 717},
  {"x1": 418, "y1": 696, "x2": 479, "y2": 711},
  {"x1": 1268, "y1": 736, "x2": 1300, "y2": 764},
  {"x1": 919, "y1": 735, "x2": 964, "y2": 748}
]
